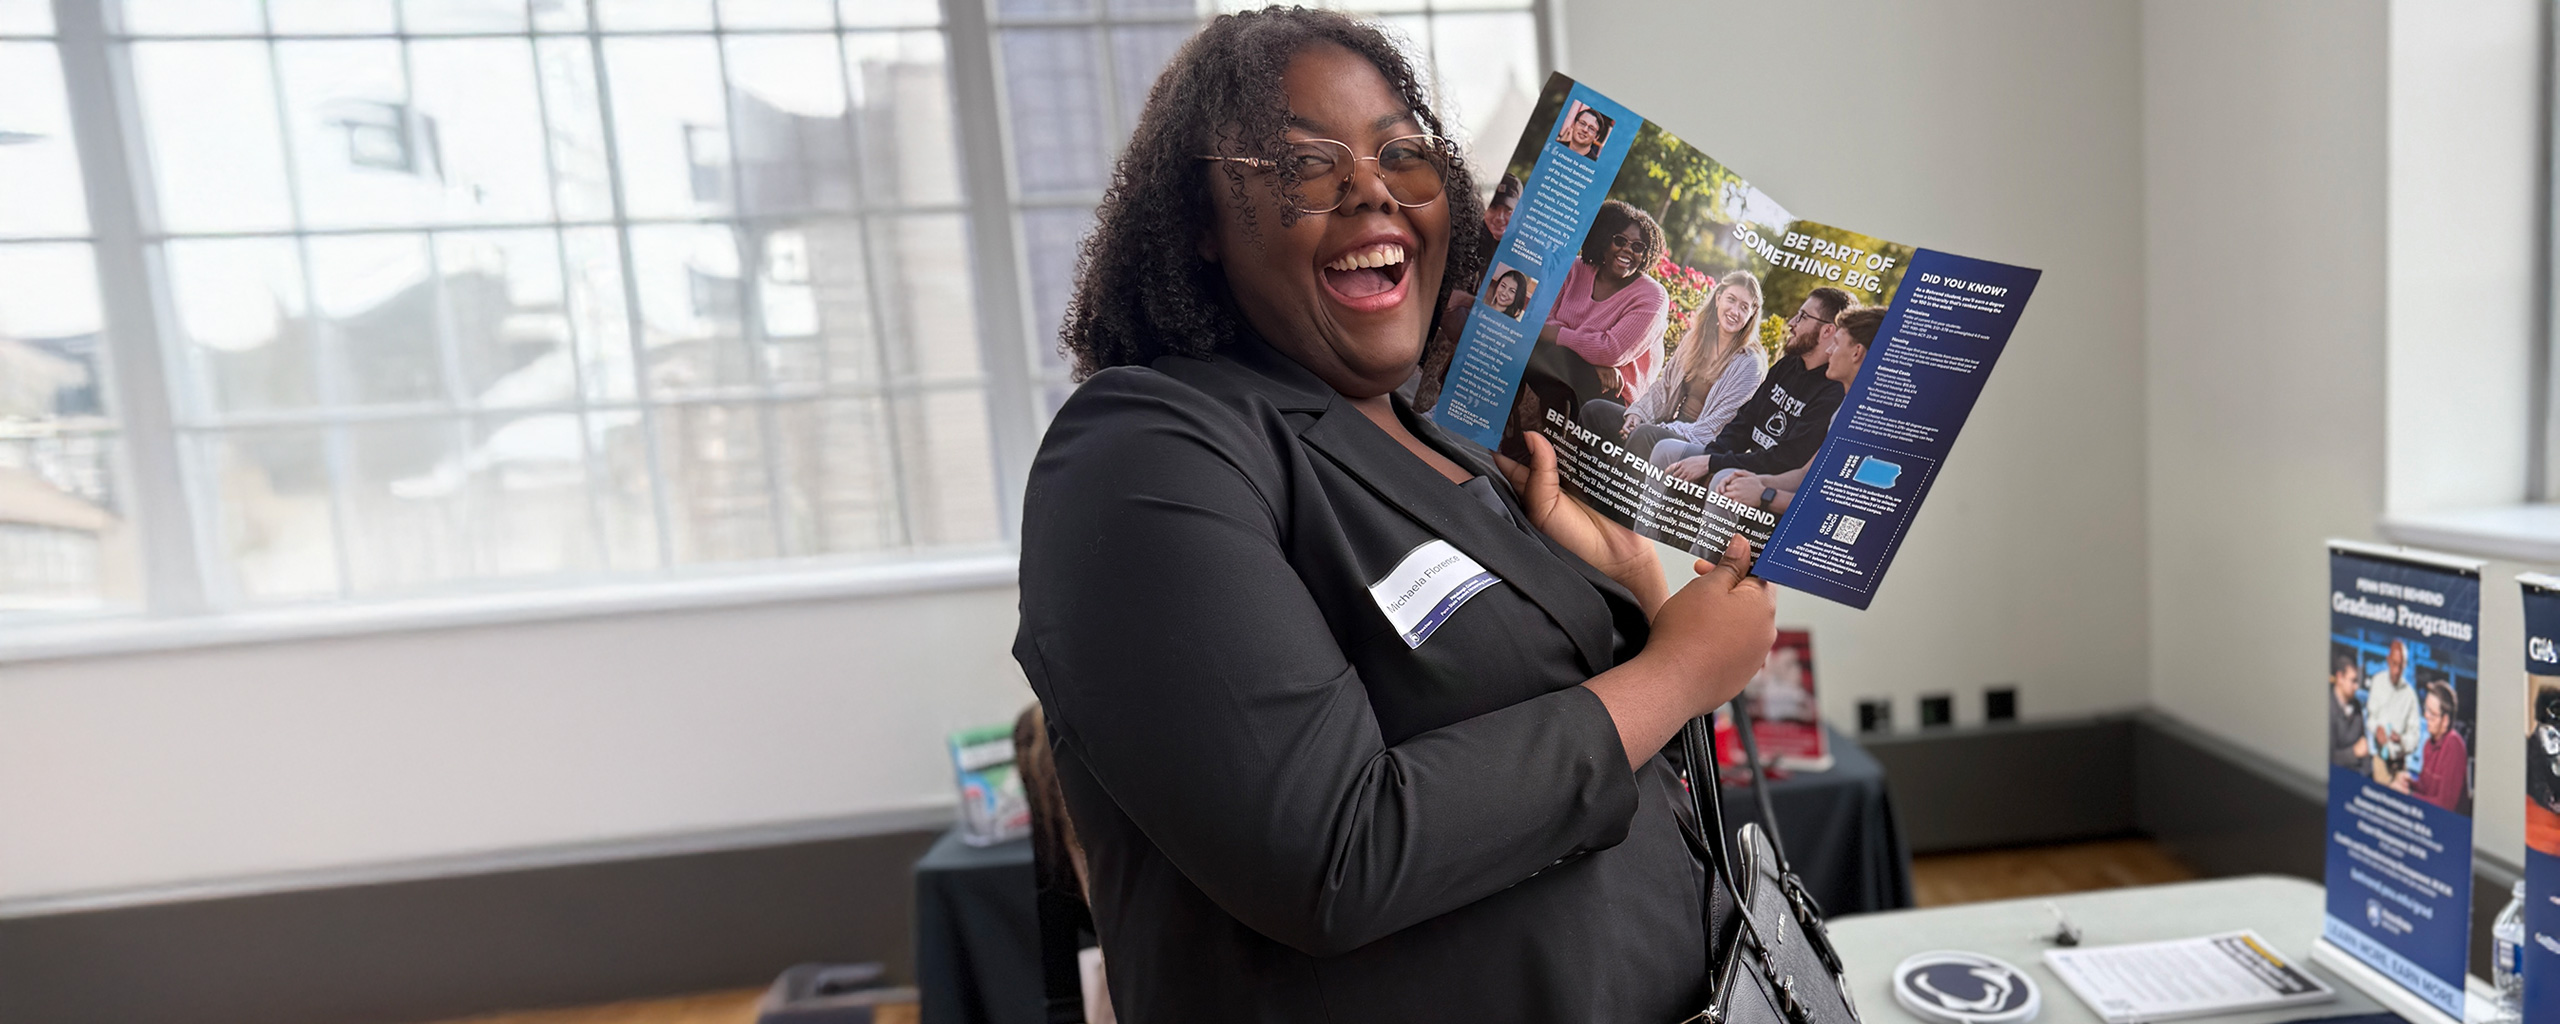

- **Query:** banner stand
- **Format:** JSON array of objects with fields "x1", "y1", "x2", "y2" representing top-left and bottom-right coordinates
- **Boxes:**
[
  {"x1": 2311, "y1": 940, "x2": 2498, "y2": 1024},
  {"x1": 2318, "y1": 540, "x2": 2486, "y2": 1023}
]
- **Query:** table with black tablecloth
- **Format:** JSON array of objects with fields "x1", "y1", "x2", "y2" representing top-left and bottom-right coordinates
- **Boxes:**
[
  {"x1": 1714, "y1": 724, "x2": 1915, "y2": 919},
  {"x1": 913, "y1": 724, "x2": 1911, "y2": 1024}
]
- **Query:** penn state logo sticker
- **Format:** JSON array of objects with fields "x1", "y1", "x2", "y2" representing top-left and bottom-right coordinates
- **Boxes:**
[{"x1": 1892, "y1": 951, "x2": 2040, "y2": 1024}]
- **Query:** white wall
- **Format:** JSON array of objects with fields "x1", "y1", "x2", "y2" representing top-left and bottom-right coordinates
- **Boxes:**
[
  {"x1": 1582, "y1": 0, "x2": 2155, "y2": 728},
  {"x1": 2142, "y1": 0, "x2": 2389, "y2": 776},
  {"x1": 2144, "y1": 0, "x2": 2541, "y2": 866},
  {"x1": 0, "y1": 584, "x2": 1032, "y2": 906},
  {"x1": 2386, "y1": 0, "x2": 2543, "y2": 515}
]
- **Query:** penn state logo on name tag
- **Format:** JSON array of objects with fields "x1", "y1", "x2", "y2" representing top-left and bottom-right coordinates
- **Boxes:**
[{"x1": 1367, "y1": 539, "x2": 1501, "y2": 649}]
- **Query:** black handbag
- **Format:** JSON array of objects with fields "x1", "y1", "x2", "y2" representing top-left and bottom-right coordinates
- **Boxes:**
[{"x1": 1674, "y1": 701, "x2": 1862, "y2": 1024}]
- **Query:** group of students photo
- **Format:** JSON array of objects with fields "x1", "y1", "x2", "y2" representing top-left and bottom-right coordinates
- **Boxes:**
[
  {"x1": 1521, "y1": 195, "x2": 1887, "y2": 531},
  {"x1": 2327, "y1": 637, "x2": 2473, "y2": 815}
]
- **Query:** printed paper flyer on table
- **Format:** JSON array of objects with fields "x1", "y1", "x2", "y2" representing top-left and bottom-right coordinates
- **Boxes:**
[
  {"x1": 1423, "y1": 74, "x2": 2041, "y2": 609},
  {"x1": 2317, "y1": 542, "x2": 2481, "y2": 1021},
  {"x1": 2043, "y1": 930, "x2": 2333, "y2": 1024}
]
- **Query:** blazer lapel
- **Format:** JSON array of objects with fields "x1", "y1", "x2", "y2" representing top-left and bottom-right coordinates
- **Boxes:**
[{"x1": 1299, "y1": 395, "x2": 1618, "y2": 676}]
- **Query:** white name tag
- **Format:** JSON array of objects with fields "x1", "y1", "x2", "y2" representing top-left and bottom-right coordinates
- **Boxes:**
[{"x1": 1367, "y1": 539, "x2": 1502, "y2": 649}]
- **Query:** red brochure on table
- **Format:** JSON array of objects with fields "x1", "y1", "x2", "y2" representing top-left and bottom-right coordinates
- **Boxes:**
[{"x1": 1714, "y1": 629, "x2": 1829, "y2": 772}]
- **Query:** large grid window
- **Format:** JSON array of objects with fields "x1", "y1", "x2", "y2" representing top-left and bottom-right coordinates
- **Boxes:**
[
  {"x1": 0, "y1": 2, "x2": 133, "y2": 613},
  {"x1": 49, "y1": 0, "x2": 996, "y2": 608},
  {"x1": 0, "y1": 0, "x2": 1549, "y2": 624}
]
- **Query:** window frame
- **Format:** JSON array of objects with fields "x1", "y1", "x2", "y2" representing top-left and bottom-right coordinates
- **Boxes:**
[{"x1": 1, "y1": 0, "x2": 1557, "y2": 661}]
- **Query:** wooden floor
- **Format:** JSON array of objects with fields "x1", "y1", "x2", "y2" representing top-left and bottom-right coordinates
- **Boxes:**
[
  {"x1": 1909, "y1": 836, "x2": 2199, "y2": 907},
  {"x1": 418, "y1": 838, "x2": 2192, "y2": 1024},
  {"x1": 423, "y1": 989, "x2": 914, "y2": 1024}
]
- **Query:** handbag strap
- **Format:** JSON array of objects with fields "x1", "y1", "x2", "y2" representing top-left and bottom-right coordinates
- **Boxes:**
[
  {"x1": 1722, "y1": 697, "x2": 1855, "y2": 987},
  {"x1": 1681, "y1": 713, "x2": 1812, "y2": 1023},
  {"x1": 1725, "y1": 693, "x2": 1795, "y2": 878}
]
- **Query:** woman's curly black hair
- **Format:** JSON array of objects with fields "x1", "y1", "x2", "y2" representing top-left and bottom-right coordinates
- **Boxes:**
[
  {"x1": 1578, "y1": 199, "x2": 1664, "y2": 275},
  {"x1": 1056, "y1": 6, "x2": 1490, "y2": 380}
]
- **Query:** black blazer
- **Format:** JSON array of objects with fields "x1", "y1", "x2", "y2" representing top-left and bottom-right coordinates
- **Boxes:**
[{"x1": 1015, "y1": 337, "x2": 1709, "y2": 1023}]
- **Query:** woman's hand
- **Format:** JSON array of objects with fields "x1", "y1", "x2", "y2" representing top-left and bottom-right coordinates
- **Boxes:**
[
  {"x1": 1620, "y1": 411, "x2": 1642, "y2": 437},
  {"x1": 1495, "y1": 430, "x2": 1667, "y2": 617},
  {"x1": 1650, "y1": 538, "x2": 1779, "y2": 705},
  {"x1": 1582, "y1": 536, "x2": 1777, "y2": 768}
]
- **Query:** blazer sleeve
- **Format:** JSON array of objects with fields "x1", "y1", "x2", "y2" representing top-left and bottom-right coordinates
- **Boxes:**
[
  {"x1": 1016, "y1": 372, "x2": 1640, "y2": 958},
  {"x1": 1554, "y1": 277, "x2": 1669, "y2": 369}
]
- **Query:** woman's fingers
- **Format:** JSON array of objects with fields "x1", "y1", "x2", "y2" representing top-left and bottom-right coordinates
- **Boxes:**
[
  {"x1": 1492, "y1": 451, "x2": 1529, "y2": 494},
  {"x1": 1523, "y1": 429, "x2": 1556, "y2": 477},
  {"x1": 1518, "y1": 431, "x2": 1562, "y2": 515},
  {"x1": 1700, "y1": 534, "x2": 1757, "y2": 590}
]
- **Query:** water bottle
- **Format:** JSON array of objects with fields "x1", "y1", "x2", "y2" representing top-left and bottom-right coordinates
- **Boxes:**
[{"x1": 2493, "y1": 879, "x2": 2525, "y2": 1022}]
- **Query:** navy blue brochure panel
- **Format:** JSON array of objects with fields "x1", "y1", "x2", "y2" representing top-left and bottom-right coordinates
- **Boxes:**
[{"x1": 1750, "y1": 251, "x2": 2038, "y2": 608}]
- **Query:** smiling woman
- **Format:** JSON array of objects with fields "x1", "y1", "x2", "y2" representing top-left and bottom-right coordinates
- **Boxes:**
[
  {"x1": 1018, "y1": 7, "x2": 1780, "y2": 1023},
  {"x1": 1054, "y1": 11, "x2": 1486, "y2": 382}
]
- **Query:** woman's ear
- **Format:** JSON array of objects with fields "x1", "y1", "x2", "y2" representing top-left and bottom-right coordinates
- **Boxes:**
[{"x1": 1196, "y1": 229, "x2": 1220, "y2": 264}]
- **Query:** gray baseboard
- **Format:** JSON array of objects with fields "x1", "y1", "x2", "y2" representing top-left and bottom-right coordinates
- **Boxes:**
[
  {"x1": 2130, "y1": 709, "x2": 2328, "y2": 880},
  {"x1": 0, "y1": 828, "x2": 941, "y2": 1024},
  {"x1": 1859, "y1": 716, "x2": 2138, "y2": 854}
]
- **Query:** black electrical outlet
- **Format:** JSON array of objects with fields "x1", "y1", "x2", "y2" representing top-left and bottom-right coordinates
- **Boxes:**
[
  {"x1": 1985, "y1": 686, "x2": 2018, "y2": 723},
  {"x1": 1857, "y1": 699, "x2": 1893, "y2": 734},
  {"x1": 1919, "y1": 693, "x2": 1954, "y2": 728}
]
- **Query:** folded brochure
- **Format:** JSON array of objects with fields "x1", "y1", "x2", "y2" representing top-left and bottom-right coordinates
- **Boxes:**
[
  {"x1": 2042, "y1": 930, "x2": 2335, "y2": 1023},
  {"x1": 1427, "y1": 74, "x2": 2040, "y2": 609}
]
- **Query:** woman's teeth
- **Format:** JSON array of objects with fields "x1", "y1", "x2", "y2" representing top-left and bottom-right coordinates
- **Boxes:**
[
  {"x1": 1325, "y1": 244, "x2": 1406, "y2": 272},
  {"x1": 1320, "y1": 242, "x2": 1409, "y2": 304}
]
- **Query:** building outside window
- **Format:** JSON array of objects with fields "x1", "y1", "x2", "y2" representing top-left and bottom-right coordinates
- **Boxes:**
[{"x1": 0, "y1": 0, "x2": 1550, "y2": 628}]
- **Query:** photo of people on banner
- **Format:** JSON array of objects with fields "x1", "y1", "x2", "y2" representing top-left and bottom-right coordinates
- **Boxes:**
[
  {"x1": 2533, "y1": 672, "x2": 2560, "y2": 854},
  {"x1": 2519, "y1": 578, "x2": 2560, "y2": 1024},
  {"x1": 1423, "y1": 77, "x2": 1915, "y2": 556},
  {"x1": 2328, "y1": 635, "x2": 2475, "y2": 814}
]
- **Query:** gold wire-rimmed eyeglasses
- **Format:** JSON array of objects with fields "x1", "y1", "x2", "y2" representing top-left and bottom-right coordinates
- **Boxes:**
[{"x1": 1196, "y1": 134, "x2": 1450, "y2": 215}]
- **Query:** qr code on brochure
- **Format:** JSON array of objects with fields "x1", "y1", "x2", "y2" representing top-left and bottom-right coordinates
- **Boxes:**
[{"x1": 1826, "y1": 515, "x2": 1866, "y2": 544}]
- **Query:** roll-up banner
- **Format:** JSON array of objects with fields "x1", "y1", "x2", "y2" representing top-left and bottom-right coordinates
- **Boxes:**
[
  {"x1": 2521, "y1": 573, "x2": 2560, "y2": 1023},
  {"x1": 2313, "y1": 541, "x2": 2482, "y2": 1023}
]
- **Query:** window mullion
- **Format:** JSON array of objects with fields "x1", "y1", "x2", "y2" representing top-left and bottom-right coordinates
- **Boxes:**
[
  {"x1": 254, "y1": 12, "x2": 362, "y2": 599},
  {"x1": 831, "y1": 32, "x2": 920, "y2": 547},
  {"x1": 52, "y1": 0, "x2": 213, "y2": 615},
  {"x1": 1536, "y1": 0, "x2": 1566, "y2": 77},
  {"x1": 581, "y1": 0, "x2": 682, "y2": 569},
  {"x1": 2537, "y1": 0, "x2": 2560, "y2": 501},
  {"x1": 941, "y1": 0, "x2": 1038, "y2": 543},
  {"x1": 706, "y1": 22, "x2": 798, "y2": 558}
]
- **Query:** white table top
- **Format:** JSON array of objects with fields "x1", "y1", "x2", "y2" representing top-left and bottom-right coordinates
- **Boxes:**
[{"x1": 1826, "y1": 875, "x2": 2390, "y2": 1024}]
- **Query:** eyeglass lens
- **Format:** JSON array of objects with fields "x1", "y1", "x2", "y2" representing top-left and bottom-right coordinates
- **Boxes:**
[{"x1": 1283, "y1": 137, "x2": 1445, "y2": 214}]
